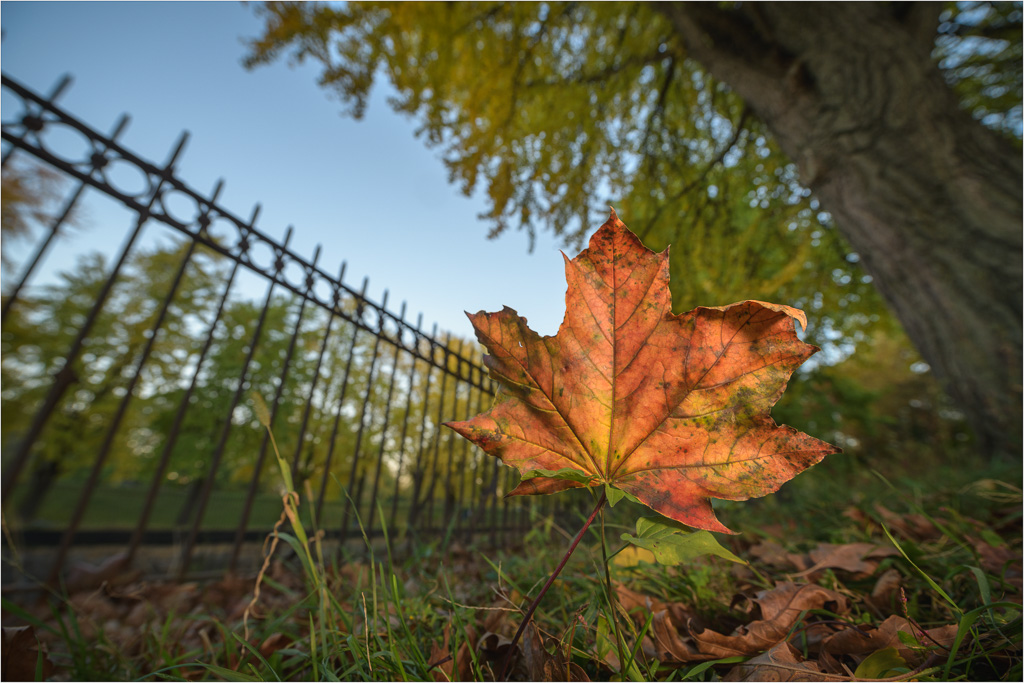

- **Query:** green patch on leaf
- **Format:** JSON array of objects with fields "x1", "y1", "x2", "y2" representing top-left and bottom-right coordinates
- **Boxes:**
[
  {"x1": 520, "y1": 467, "x2": 598, "y2": 485},
  {"x1": 853, "y1": 647, "x2": 909, "y2": 678},
  {"x1": 606, "y1": 484, "x2": 643, "y2": 508},
  {"x1": 621, "y1": 516, "x2": 746, "y2": 566}
]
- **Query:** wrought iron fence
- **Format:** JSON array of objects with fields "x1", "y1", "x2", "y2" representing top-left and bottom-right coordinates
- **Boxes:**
[{"x1": 0, "y1": 72, "x2": 552, "y2": 585}]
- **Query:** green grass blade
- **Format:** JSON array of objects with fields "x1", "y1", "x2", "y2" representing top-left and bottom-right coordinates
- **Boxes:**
[
  {"x1": 230, "y1": 631, "x2": 281, "y2": 682},
  {"x1": 882, "y1": 524, "x2": 962, "y2": 615}
]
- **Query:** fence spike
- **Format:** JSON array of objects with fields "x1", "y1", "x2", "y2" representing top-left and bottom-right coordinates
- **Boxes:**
[
  {"x1": 111, "y1": 114, "x2": 130, "y2": 139},
  {"x1": 48, "y1": 74, "x2": 73, "y2": 100},
  {"x1": 1, "y1": 71, "x2": 507, "y2": 584},
  {"x1": 166, "y1": 131, "x2": 190, "y2": 167}
]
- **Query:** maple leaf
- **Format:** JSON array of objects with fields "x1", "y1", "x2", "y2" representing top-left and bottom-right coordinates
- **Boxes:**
[{"x1": 445, "y1": 210, "x2": 839, "y2": 533}]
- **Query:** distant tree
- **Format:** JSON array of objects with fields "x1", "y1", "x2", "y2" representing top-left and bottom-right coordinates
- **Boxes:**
[
  {"x1": 0, "y1": 242, "x2": 223, "y2": 518},
  {"x1": 1, "y1": 158, "x2": 85, "y2": 270},
  {"x1": 245, "y1": 1, "x2": 1022, "y2": 458}
]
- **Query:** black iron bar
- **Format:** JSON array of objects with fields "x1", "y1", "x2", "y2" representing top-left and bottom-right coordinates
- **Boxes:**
[
  {"x1": 175, "y1": 227, "x2": 293, "y2": 579},
  {"x1": 288, "y1": 261, "x2": 345, "y2": 482},
  {"x1": 229, "y1": 244, "x2": 321, "y2": 572},
  {"x1": 421, "y1": 334, "x2": 454, "y2": 530},
  {"x1": 126, "y1": 195, "x2": 244, "y2": 567},
  {"x1": 387, "y1": 313, "x2": 422, "y2": 532},
  {"x1": 1, "y1": 74, "x2": 488, "y2": 393},
  {"x1": 406, "y1": 325, "x2": 438, "y2": 533},
  {"x1": 462, "y1": 376, "x2": 488, "y2": 541},
  {"x1": 0, "y1": 74, "x2": 72, "y2": 168},
  {"x1": 1, "y1": 113, "x2": 131, "y2": 324},
  {"x1": 47, "y1": 233, "x2": 201, "y2": 584},
  {"x1": 339, "y1": 290, "x2": 388, "y2": 543},
  {"x1": 365, "y1": 301, "x2": 406, "y2": 533},
  {"x1": 0, "y1": 73, "x2": 520, "y2": 580},
  {"x1": 314, "y1": 277, "x2": 368, "y2": 525},
  {"x1": 1, "y1": 130, "x2": 189, "y2": 504},
  {"x1": 448, "y1": 378, "x2": 475, "y2": 535}
]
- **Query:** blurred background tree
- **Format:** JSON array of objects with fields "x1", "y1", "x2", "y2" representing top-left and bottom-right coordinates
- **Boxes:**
[
  {"x1": 244, "y1": 1, "x2": 1022, "y2": 460},
  {"x1": 0, "y1": 227, "x2": 485, "y2": 528}
]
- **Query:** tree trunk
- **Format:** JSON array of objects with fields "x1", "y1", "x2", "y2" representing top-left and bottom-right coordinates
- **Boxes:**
[{"x1": 661, "y1": 2, "x2": 1022, "y2": 458}]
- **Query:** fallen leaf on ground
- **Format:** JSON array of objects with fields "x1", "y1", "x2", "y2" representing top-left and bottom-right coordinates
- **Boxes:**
[
  {"x1": 873, "y1": 504, "x2": 940, "y2": 540},
  {"x1": 429, "y1": 622, "x2": 477, "y2": 682},
  {"x1": 522, "y1": 622, "x2": 589, "y2": 682},
  {"x1": 749, "y1": 540, "x2": 807, "y2": 572},
  {"x1": 795, "y1": 542, "x2": 900, "y2": 579},
  {"x1": 646, "y1": 602, "x2": 720, "y2": 663},
  {"x1": 690, "y1": 582, "x2": 849, "y2": 658},
  {"x1": 615, "y1": 583, "x2": 715, "y2": 664},
  {"x1": 258, "y1": 632, "x2": 291, "y2": 659},
  {"x1": 866, "y1": 568, "x2": 903, "y2": 614},
  {"x1": 446, "y1": 210, "x2": 838, "y2": 533},
  {"x1": 64, "y1": 551, "x2": 139, "y2": 593},
  {"x1": 820, "y1": 615, "x2": 957, "y2": 668},
  {"x1": 752, "y1": 541, "x2": 899, "y2": 579},
  {"x1": 2, "y1": 625, "x2": 55, "y2": 682},
  {"x1": 723, "y1": 641, "x2": 823, "y2": 681},
  {"x1": 967, "y1": 534, "x2": 1022, "y2": 577},
  {"x1": 615, "y1": 583, "x2": 670, "y2": 615}
]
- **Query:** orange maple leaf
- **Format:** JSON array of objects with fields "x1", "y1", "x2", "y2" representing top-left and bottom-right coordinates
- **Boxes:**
[{"x1": 446, "y1": 211, "x2": 839, "y2": 533}]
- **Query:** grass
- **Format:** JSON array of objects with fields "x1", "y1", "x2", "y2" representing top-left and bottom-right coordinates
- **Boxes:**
[
  {"x1": 10, "y1": 479, "x2": 413, "y2": 532},
  {"x1": 4, "y1": 435, "x2": 1020, "y2": 681}
]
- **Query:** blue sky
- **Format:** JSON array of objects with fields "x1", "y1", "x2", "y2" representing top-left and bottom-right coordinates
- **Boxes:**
[{"x1": 1, "y1": 1, "x2": 584, "y2": 339}]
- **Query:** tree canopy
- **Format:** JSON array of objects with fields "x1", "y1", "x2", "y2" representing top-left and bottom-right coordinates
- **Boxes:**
[{"x1": 244, "y1": 1, "x2": 1022, "y2": 457}]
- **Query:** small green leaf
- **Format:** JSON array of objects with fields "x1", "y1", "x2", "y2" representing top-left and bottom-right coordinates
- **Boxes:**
[
  {"x1": 605, "y1": 484, "x2": 642, "y2": 507},
  {"x1": 896, "y1": 630, "x2": 921, "y2": 647},
  {"x1": 520, "y1": 467, "x2": 597, "y2": 484},
  {"x1": 853, "y1": 647, "x2": 908, "y2": 678},
  {"x1": 979, "y1": 528, "x2": 1004, "y2": 548},
  {"x1": 621, "y1": 516, "x2": 746, "y2": 565},
  {"x1": 680, "y1": 656, "x2": 748, "y2": 680}
]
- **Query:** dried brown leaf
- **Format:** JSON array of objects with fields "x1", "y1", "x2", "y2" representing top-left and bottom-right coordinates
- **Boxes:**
[
  {"x1": 259, "y1": 632, "x2": 291, "y2": 659},
  {"x1": 723, "y1": 641, "x2": 823, "y2": 681},
  {"x1": 795, "y1": 542, "x2": 900, "y2": 579},
  {"x1": 64, "y1": 551, "x2": 138, "y2": 594},
  {"x1": 690, "y1": 582, "x2": 849, "y2": 658},
  {"x1": 749, "y1": 540, "x2": 807, "y2": 571},
  {"x1": 821, "y1": 615, "x2": 957, "y2": 667},
  {"x1": 2, "y1": 625, "x2": 55, "y2": 682},
  {"x1": 429, "y1": 623, "x2": 478, "y2": 682},
  {"x1": 873, "y1": 503, "x2": 940, "y2": 540},
  {"x1": 522, "y1": 623, "x2": 589, "y2": 682},
  {"x1": 647, "y1": 605, "x2": 719, "y2": 664},
  {"x1": 865, "y1": 568, "x2": 903, "y2": 614}
]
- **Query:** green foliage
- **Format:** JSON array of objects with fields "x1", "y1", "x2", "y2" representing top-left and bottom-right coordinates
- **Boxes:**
[
  {"x1": 15, "y1": 458, "x2": 1018, "y2": 680},
  {"x1": 244, "y1": 1, "x2": 1021, "y2": 362},
  {"x1": 244, "y1": 3, "x2": 885, "y2": 350},
  {"x1": 621, "y1": 516, "x2": 745, "y2": 566},
  {"x1": 1, "y1": 236, "x2": 487, "y2": 529},
  {"x1": 1, "y1": 158, "x2": 85, "y2": 266},
  {"x1": 935, "y1": 1, "x2": 1023, "y2": 141}
]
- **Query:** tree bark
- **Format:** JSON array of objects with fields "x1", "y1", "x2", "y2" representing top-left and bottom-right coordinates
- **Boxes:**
[{"x1": 660, "y1": 2, "x2": 1022, "y2": 458}]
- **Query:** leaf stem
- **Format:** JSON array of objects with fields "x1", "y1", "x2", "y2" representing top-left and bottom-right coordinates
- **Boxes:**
[
  {"x1": 499, "y1": 491, "x2": 607, "y2": 681},
  {"x1": 600, "y1": 504, "x2": 628, "y2": 673}
]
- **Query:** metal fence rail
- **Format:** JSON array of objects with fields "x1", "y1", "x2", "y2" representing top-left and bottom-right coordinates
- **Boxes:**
[{"x1": 0, "y1": 73, "x2": 549, "y2": 584}]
